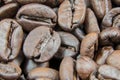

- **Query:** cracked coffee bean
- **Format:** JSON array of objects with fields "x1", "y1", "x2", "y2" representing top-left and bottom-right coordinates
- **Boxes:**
[
  {"x1": 58, "y1": 0, "x2": 86, "y2": 31},
  {"x1": 23, "y1": 26, "x2": 61, "y2": 62},
  {"x1": 0, "y1": 19, "x2": 23, "y2": 62},
  {"x1": 16, "y1": 3, "x2": 57, "y2": 32}
]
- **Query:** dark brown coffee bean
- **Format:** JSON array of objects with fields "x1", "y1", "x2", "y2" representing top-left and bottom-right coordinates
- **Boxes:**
[
  {"x1": 76, "y1": 56, "x2": 97, "y2": 79},
  {"x1": 59, "y1": 57, "x2": 74, "y2": 80},
  {"x1": 55, "y1": 32, "x2": 79, "y2": 59},
  {"x1": 100, "y1": 27, "x2": 120, "y2": 46},
  {"x1": 107, "y1": 50, "x2": 120, "y2": 70},
  {"x1": 102, "y1": 8, "x2": 120, "y2": 30},
  {"x1": 90, "y1": 0, "x2": 112, "y2": 19},
  {"x1": 85, "y1": 8, "x2": 100, "y2": 33},
  {"x1": 23, "y1": 26, "x2": 61, "y2": 62},
  {"x1": 73, "y1": 27, "x2": 85, "y2": 41},
  {"x1": 80, "y1": 32, "x2": 98, "y2": 58},
  {"x1": 16, "y1": 3, "x2": 57, "y2": 32},
  {"x1": 28, "y1": 67, "x2": 59, "y2": 80},
  {"x1": 98, "y1": 65, "x2": 120, "y2": 80},
  {"x1": 0, "y1": 19, "x2": 23, "y2": 61},
  {"x1": 0, "y1": 62, "x2": 21, "y2": 80},
  {"x1": 96, "y1": 46, "x2": 114, "y2": 65},
  {"x1": 23, "y1": 59, "x2": 49, "y2": 75},
  {"x1": 0, "y1": 3, "x2": 19, "y2": 19},
  {"x1": 58, "y1": 0, "x2": 86, "y2": 31}
]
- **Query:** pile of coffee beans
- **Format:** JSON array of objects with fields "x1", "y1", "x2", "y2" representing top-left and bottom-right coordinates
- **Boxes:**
[{"x1": 0, "y1": 0, "x2": 120, "y2": 80}]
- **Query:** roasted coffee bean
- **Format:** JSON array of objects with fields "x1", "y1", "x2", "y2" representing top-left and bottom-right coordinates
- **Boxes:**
[
  {"x1": 90, "y1": 0, "x2": 112, "y2": 19},
  {"x1": 58, "y1": 0, "x2": 86, "y2": 31},
  {"x1": 23, "y1": 26, "x2": 61, "y2": 62},
  {"x1": 98, "y1": 65, "x2": 120, "y2": 80},
  {"x1": 100, "y1": 27, "x2": 120, "y2": 46},
  {"x1": 96, "y1": 46, "x2": 114, "y2": 65},
  {"x1": 59, "y1": 57, "x2": 74, "y2": 80},
  {"x1": 23, "y1": 59, "x2": 49, "y2": 75},
  {"x1": 102, "y1": 8, "x2": 120, "y2": 30},
  {"x1": 80, "y1": 32, "x2": 98, "y2": 58},
  {"x1": 85, "y1": 8, "x2": 100, "y2": 33},
  {"x1": 73, "y1": 27, "x2": 85, "y2": 41},
  {"x1": 76, "y1": 56, "x2": 97, "y2": 79},
  {"x1": 55, "y1": 32, "x2": 79, "y2": 59},
  {"x1": 27, "y1": 67, "x2": 59, "y2": 80},
  {"x1": 0, "y1": 19, "x2": 23, "y2": 61},
  {"x1": 16, "y1": 3, "x2": 57, "y2": 32},
  {"x1": 107, "y1": 50, "x2": 120, "y2": 70},
  {"x1": 0, "y1": 62, "x2": 21, "y2": 80},
  {"x1": 0, "y1": 3, "x2": 19, "y2": 19}
]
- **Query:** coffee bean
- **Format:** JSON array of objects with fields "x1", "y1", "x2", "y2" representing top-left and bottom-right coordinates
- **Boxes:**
[
  {"x1": 55, "y1": 32, "x2": 79, "y2": 59},
  {"x1": 58, "y1": 0, "x2": 86, "y2": 31},
  {"x1": 59, "y1": 57, "x2": 74, "y2": 80},
  {"x1": 96, "y1": 46, "x2": 114, "y2": 65},
  {"x1": 23, "y1": 26, "x2": 61, "y2": 62},
  {"x1": 100, "y1": 27, "x2": 120, "y2": 46},
  {"x1": 90, "y1": 0, "x2": 112, "y2": 19},
  {"x1": 98, "y1": 65, "x2": 120, "y2": 80},
  {"x1": 80, "y1": 32, "x2": 98, "y2": 58},
  {"x1": 107, "y1": 50, "x2": 120, "y2": 70},
  {"x1": 76, "y1": 56, "x2": 97, "y2": 79},
  {"x1": 102, "y1": 8, "x2": 120, "y2": 30},
  {"x1": 28, "y1": 67, "x2": 59, "y2": 80},
  {"x1": 16, "y1": 3, "x2": 57, "y2": 32},
  {"x1": 0, "y1": 19, "x2": 23, "y2": 61},
  {"x1": 84, "y1": 8, "x2": 100, "y2": 33},
  {"x1": 0, "y1": 62, "x2": 21, "y2": 80}
]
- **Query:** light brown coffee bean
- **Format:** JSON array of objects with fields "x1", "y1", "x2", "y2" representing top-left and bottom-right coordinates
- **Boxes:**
[
  {"x1": 58, "y1": 0, "x2": 86, "y2": 31},
  {"x1": 80, "y1": 32, "x2": 98, "y2": 58},
  {"x1": 0, "y1": 19, "x2": 23, "y2": 61},
  {"x1": 28, "y1": 67, "x2": 59, "y2": 80},
  {"x1": 23, "y1": 26, "x2": 61, "y2": 62},
  {"x1": 76, "y1": 56, "x2": 97, "y2": 79}
]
